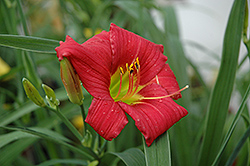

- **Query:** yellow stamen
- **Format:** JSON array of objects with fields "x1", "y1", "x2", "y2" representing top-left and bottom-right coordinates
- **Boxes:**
[
  {"x1": 140, "y1": 85, "x2": 189, "y2": 100},
  {"x1": 133, "y1": 57, "x2": 140, "y2": 71},
  {"x1": 126, "y1": 63, "x2": 129, "y2": 72},
  {"x1": 127, "y1": 73, "x2": 134, "y2": 96},
  {"x1": 136, "y1": 57, "x2": 139, "y2": 66},
  {"x1": 114, "y1": 72, "x2": 123, "y2": 99},
  {"x1": 119, "y1": 67, "x2": 124, "y2": 75},
  {"x1": 129, "y1": 63, "x2": 134, "y2": 71},
  {"x1": 110, "y1": 58, "x2": 143, "y2": 104},
  {"x1": 134, "y1": 57, "x2": 140, "y2": 69},
  {"x1": 129, "y1": 62, "x2": 141, "y2": 98}
]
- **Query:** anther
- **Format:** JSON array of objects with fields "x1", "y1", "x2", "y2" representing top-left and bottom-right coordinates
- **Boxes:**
[
  {"x1": 129, "y1": 63, "x2": 134, "y2": 71},
  {"x1": 133, "y1": 57, "x2": 140, "y2": 70},
  {"x1": 126, "y1": 63, "x2": 129, "y2": 72},
  {"x1": 130, "y1": 69, "x2": 134, "y2": 74},
  {"x1": 136, "y1": 57, "x2": 139, "y2": 66},
  {"x1": 119, "y1": 67, "x2": 124, "y2": 75},
  {"x1": 134, "y1": 62, "x2": 138, "y2": 70}
]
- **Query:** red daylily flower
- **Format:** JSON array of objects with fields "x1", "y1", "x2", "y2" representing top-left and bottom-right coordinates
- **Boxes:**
[{"x1": 55, "y1": 23, "x2": 188, "y2": 146}]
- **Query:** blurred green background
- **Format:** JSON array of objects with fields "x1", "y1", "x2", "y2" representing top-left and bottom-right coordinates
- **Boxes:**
[{"x1": 0, "y1": 0, "x2": 249, "y2": 166}]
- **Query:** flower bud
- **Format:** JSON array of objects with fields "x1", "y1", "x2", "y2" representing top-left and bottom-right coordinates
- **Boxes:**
[
  {"x1": 22, "y1": 78, "x2": 46, "y2": 107},
  {"x1": 60, "y1": 58, "x2": 84, "y2": 105},
  {"x1": 42, "y1": 84, "x2": 60, "y2": 108},
  {"x1": 82, "y1": 130, "x2": 92, "y2": 147}
]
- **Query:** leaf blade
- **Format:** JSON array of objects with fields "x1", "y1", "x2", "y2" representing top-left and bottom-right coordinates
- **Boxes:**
[
  {"x1": 198, "y1": 0, "x2": 246, "y2": 165},
  {"x1": 0, "y1": 126, "x2": 97, "y2": 161},
  {"x1": 37, "y1": 159, "x2": 88, "y2": 166},
  {"x1": 111, "y1": 148, "x2": 146, "y2": 166},
  {"x1": 0, "y1": 131, "x2": 37, "y2": 149},
  {"x1": 0, "y1": 34, "x2": 59, "y2": 54},
  {"x1": 144, "y1": 132, "x2": 171, "y2": 166},
  {"x1": 225, "y1": 125, "x2": 250, "y2": 166},
  {"x1": 212, "y1": 83, "x2": 250, "y2": 165}
]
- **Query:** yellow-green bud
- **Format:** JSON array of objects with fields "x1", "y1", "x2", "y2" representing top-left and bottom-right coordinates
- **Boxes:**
[
  {"x1": 60, "y1": 58, "x2": 84, "y2": 105},
  {"x1": 88, "y1": 160, "x2": 99, "y2": 166},
  {"x1": 42, "y1": 84, "x2": 60, "y2": 108},
  {"x1": 22, "y1": 78, "x2": 46, "y2": 107}
]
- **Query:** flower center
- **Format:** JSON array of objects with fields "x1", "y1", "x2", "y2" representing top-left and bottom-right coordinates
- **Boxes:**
[
  {"x1": 110, "y1": 58, "x2": 143, "y2": 105},
  {"x1": 110, "y1": 58, "x2": 189, "y2": 105}
]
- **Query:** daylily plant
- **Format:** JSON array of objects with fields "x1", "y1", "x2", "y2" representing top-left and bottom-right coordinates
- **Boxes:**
[{"x1": 56, "y1": 23, "x2": 188, "y2": 146}]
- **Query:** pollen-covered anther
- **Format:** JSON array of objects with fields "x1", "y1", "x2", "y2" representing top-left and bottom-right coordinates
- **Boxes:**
[
  {"x1": 120, "y1": 58, "x2": 141, "y2": 101},
  {"x1": 119, "y1": 67, "x2": 124, "y2": 75},
  {"x1": 140, "y1": 85, "x2": 189, "y2": 100},
  {"x1": 130, "y1": 69, "x2": 134, "y2": 74},
  {"x1": 134, "y1": 57, "x2": 140, "y2": 70}
]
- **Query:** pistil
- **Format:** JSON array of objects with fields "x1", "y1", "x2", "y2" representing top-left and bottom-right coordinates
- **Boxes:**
[{"x1": 140, "y1": 85, "x2": 189, "y2": 100}]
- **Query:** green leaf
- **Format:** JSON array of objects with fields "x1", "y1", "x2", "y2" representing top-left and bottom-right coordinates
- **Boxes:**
[
  {"x1": 0, "y1": 126, "x2": 97, "y2": 161},
  {"x1": 0, "y1": 88, "x2": 68, "y2": 127},
  {"x1": 0, "y1": 34, "x2": 59, "y2": 54},
  {"x1": 114, "y1": 1, "x2": 140, "y2": 19},
  {"x1": 211, "y1": 83, "x2": 250, "y2": 165},
  {"x1": 0, "y1": 138, "x2": 36, "y2": 166},
  {"x1": 225, "y1": 125, "x2": 250, "y2": 166},
  {"x1": 198, "y1": 0, "x2": 246, "y2": 165},
  {"x1": 162, "y1": 6, "x2": 180, "y2": 38},
  {"x1": 0, "y1": 104, "x2": 77, "y2": 164},
  {"x1": 144, "y1": 132, "x2": 171, "y2": 166},
  {"x1": 37, "y1": 159, "x2": 88, "y2": 166},
  {"x1": 0, "y1": 127, "x2": 72, "y2": 149},
  {"x1": 111, "y1": 148, "x2": 146, "y2": 166},
  {"x1": 0, "y1": 131, "x2": 37, "y2": 149},
  {"x1": 161, "y1": 6, "x2": 193, "y2": 166},
  {"x1": 0, "y1": 101, "x2": 41, "y2": 126},
  {"x1": 100, "y1": 148, "x2": 146, "y2": 166},
  {"x1": 16, "y1": 0, "x2": 29, "y2": 36},
  {"x1": 30, "y1": 127, "x2": 72, "y2": 143},
  {"x1": 22, "y1": 51, "x2": 42, "y2": 89}
]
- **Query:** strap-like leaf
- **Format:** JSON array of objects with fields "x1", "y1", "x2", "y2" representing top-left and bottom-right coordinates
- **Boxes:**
[
  {"x1": 37, "y1": 159, "x2": 88, "y2": 166},
  {"x1": 225, "y1": 125, "x2": 250, "y2": 166},
  {"x1": 100, "y1": 148, "x2": 146, "y2": 166},
  {"x1": 0, "y1": 34, "x2": 59, "y2": 54},
  {"x1": 144, "y1": 132, "x2": 171, "y2": 166},
  {"x1": 111, "y1": 148, "x2": 146, "y2": 166},
  {"x1": 0, "y1": 131, "x2": 36, "y2": 149},
  {"x1": 198, "y1": 0, "x2": 246, "y2": 165},
  {"x1": 212, "y1": 83, "x2": 250, "y2": 165},
  {"x1": 0, "y1": 126, "x2": 97, "y2": 161}
]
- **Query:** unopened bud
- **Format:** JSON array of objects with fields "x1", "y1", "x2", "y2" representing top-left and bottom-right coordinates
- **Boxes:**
[
  {"x1": 42, "y1": 84, "x2": 60, "y2": 108},
  {"x1": 22, "y1": 78, "x2": 46, "y2": 107},
  {"x1": 82, "y1": 130, "x2": 92, "y2": 147},
  {"x1": 60, "y1": 58, "x2": 84, "y2": 105}
]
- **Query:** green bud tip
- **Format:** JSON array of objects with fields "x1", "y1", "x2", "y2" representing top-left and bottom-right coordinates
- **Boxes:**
[{"x1": 42, "y1": 84, "x2": 60, "y2": 106}]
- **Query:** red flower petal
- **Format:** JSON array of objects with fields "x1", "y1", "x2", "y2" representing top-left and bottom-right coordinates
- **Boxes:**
[
  {"x1": 118, "y1": 83, "x2": 188, "y2": 146},
  {"x1": 55, "y1": 33, "x2": 112, "y2": 99},
  {"x1": 110, "y1": 23, "x2": 167, "y2": 85},
  {"x1": 151, "y1": 64, "x2": 182, "y2": 100},
  {"x1": 85, "y1": 98, "x2": 128, "y2": 141}
]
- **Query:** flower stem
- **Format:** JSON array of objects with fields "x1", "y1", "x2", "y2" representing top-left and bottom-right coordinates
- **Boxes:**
[
  {"x1": 80, "y1": 104, "x2": 87, "y2": 136},
  {"x1": 45, "y1": 105, "x2": 83, "y2": 143}
]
